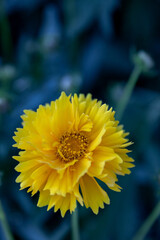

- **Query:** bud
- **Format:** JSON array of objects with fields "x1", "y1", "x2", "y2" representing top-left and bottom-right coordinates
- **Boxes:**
[
  {"x1": 0, "y1": 97, "x2": 9, "y2": 113},
  {"x1": 59, "y1": 73, "x2": 82, "y2": 92},
  {"x1": 133, "y1": 50, "x2": 154, "y2": 72},
  {"x1": 0, "y1": 65, "x2": 16, "y2": 83},
  {"x1": 13, "y1": 77, "x2": 31, "y2": 92}
]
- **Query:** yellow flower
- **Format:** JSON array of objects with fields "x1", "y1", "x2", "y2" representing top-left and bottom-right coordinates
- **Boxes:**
[{"x1": 13, "y1": 92, "x2": 134, "y2": 217}]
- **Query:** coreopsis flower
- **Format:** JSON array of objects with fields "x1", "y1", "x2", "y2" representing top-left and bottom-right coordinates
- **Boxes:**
[{"x1": 13, "y1": 92, "x2": 134, "y2": 217}]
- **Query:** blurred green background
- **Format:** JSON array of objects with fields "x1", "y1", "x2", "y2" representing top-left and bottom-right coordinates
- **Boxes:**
[{"x1": 0, "y1": 0, "x2": 160, "y2": 239}]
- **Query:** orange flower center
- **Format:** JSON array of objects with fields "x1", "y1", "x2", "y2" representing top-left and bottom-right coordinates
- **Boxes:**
[{"x1": 57, "y1": 131, "x2": 88, "y2": 162}]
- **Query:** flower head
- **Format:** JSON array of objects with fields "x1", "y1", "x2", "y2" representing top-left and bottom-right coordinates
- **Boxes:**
[{"x1": 13, "y1": 92, "x2": 134, "y2": 217}]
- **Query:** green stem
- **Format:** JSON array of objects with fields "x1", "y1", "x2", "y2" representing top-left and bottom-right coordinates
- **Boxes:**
[
  {"x1": 116, "y1": 66, "x2": 142, "y2": 121},
  {"x1": 63, "y1": 0, "x2": 76, "y2": 26},
  {"x1": 71, "y1": 209, "x2": 80, "y2": 240},
  {"x1": 133, "y1": 201, "x2": 160, "y2": 240},
  {"x1": 0, "y1": 0, "x2": 13, "y2": 62},
  {"x1": 0, "y1": 200, "x2": 14, "y2": 240},
  {"x1": 63, "y1": 0, "x2": 79, "y2": 68}
]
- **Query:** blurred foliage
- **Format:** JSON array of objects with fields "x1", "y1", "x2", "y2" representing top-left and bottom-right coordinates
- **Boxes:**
[{"x1": 0, "y1": 0, "x2": 160, "y2": 239}]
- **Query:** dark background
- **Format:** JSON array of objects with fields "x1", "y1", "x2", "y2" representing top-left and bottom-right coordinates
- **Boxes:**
[{"x1": 0, "y1": 0, "x2": 160, "y2": 239}]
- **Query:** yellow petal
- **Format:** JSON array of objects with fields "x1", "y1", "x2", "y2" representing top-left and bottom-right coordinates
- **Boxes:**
[
  {"x1": 99, "y1": 169, "x2": 118, "y2": 188},
  {"x1": 88, "y1": 146, "x2": 117, "y2": 176},
  {"x1": 44, "y1": 171, "x2": 60, "y2": 195},
  {"x1": 13, "y1": 151, "x2": 39, "y2": 162},
  {"x1": 88, "y1": 125, "x2": 106, "y2": 151},
  {"x1": 60, "y1": 195, "x2": 70, "y2": 217},
  {"x1": 109, "y1": 184, "x2": 122, "y2": 192},
  {"x1": 31, "y1": 164, "x2": 50, "y2": 179},
  {"x1": 70, "y1": 194, "x2": 77, "y2": 213},
  {"x1": 80, "y1": 175, "x2": 110, "y2": 214},
  {"x1": 20, "y1": 178, "x2": 33, "y2": 190},
  {"x1": 102, "y1": 130, "x2": 129, "y2": 148},
  {"x1": 47, "y1": 194, "x2": 59, "y2": 211},
  {"x1": 78, "y1": 113, "x2": 93, "y2": 132},
  {"x1": 47, "y1": 190, "x2": 80, "y2": 217},
  {"x1": 30, "y1": 165, "x2": 51, "y2": 195},
  {"x1": 50, "y1": 92, "x2": 73, "y2": 137},
  {"x1": 46, "y1": 157, "x2": 91, "y2": 196},
  {"x1": 15, "y1": 160, "x2": 40, "y2": 172},
  {"x1": 37, "y1": 190, "x2": 50, "y2": 207}
]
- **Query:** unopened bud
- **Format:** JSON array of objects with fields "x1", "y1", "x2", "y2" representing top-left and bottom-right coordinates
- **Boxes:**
[
  {"x1": 59, "y1": 73, "x2": 82, "y2": 92},
  {"x1": 133, "y1": 50, "x2": 154, "y2": 72},
  {"x1": 0, "y1": 65, "x2": 16, "y2": 82},
  {"x1": 0, "y1": 97, "x2": 9, "y2": 113}
]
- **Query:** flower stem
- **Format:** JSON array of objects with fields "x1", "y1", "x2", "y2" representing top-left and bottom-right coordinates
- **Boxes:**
[
  {"x1": 0, "y1": 200, "x2": 14, "y2": 240},
  {"x1": 133, "y1": 201, "x2": 160, "y2": 240},
  {"x1": 71, "y1": 209, "x2": 80, "y2": 240},
  {"x1": 116, "y1": 65, "x2": 142, "y2": 121},
  {"x1": 0, "y1": 0, "x2": 13, "y2": 61}
]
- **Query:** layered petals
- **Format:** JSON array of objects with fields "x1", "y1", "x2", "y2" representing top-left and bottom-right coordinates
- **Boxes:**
[
  {"x1": 13, "y1": 92, "x2": 134, "y2": 216},
  {"x1": 80, "y1": 174, "x2": 110, "y2": 214}
]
